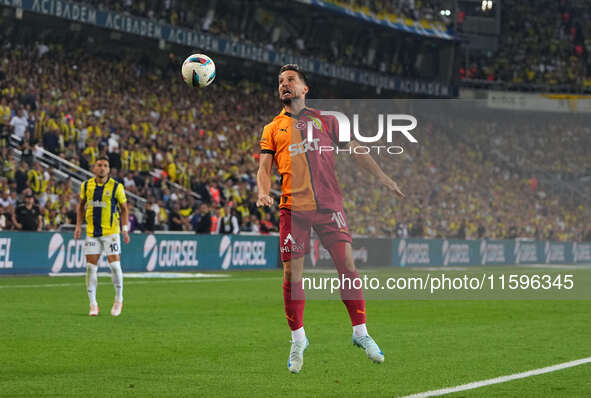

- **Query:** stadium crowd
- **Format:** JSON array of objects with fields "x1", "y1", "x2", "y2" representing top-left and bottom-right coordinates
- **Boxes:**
[
  {"x1": 0, "y1": 44, "x2": 280, "y2": 234},
  {"x1": 0, "y1": 42, "x2": 589, "y2": 241},
  {"x1": 461, "y1": 0, "x2": 591, "y2": 90},
  {"x1": 337, "y1": 114, "x2": 591, "y2": 241},
  {"x1": 71, "y1": 0, "x2": 448, "y2": 77}
]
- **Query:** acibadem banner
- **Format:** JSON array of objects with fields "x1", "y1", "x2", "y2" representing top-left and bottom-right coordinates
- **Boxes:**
[{"x1": 0, "y1": 232, "x2": 279, "y2": 275}]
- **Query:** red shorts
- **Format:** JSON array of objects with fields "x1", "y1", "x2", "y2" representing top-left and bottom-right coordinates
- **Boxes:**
[{"x1": 279, "y1": 207, "x2": 352, "y2": 262}]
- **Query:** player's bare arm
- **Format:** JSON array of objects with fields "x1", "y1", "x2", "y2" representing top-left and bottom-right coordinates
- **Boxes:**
[
  {"x1": 256, "y1": 153, "x2": 274, "y2": 207},
  {"x1": 348, "y1": 139, "x2": 405, "y2": 199},
  {"x1": 120, "y1": 201, "x2": 130, "y2": 244},
  {"x1": 74, "y1": 197, "x2": 86, "y2": 239}
]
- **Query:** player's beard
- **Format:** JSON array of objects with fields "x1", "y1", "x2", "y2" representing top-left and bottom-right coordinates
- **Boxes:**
[
  {"x1": 281, "y1": 93, "x2": 304, "y2": 107},
  {"x1": 96, "y1": 171, "x2": 109, "y2": 181}
]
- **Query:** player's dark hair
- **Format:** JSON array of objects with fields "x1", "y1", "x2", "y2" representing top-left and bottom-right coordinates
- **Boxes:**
[
  {"x1": 96, "y1": 155, "x2": 110, "y2": 165},
  {"x1": 279, "y1": 64, "x2": 308, "y2": 87}
]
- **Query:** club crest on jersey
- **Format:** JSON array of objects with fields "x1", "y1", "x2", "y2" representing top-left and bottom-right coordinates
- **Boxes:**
[
  {"x1": 104, "y1": 190, "x2": 111, "y2": 197},
  {"x1": 295, "y1": 117, "x2": 324, "y2": 132}
]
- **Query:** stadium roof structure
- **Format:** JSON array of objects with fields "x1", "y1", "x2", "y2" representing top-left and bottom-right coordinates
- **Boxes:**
[{"x1": 294, "y1": 0, "x2": 457, "y2": 40}]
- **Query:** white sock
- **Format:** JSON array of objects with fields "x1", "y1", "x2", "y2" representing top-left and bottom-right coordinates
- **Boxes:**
[
  {"x1": 291, "y1": 327, "x2": 306, "y2": 342},
  {"x1": 85, "y1": 263, "x2": 98, "y2": 306},
  {"x1": 353, "y1": 323, "x2": 368, "y2": 337},
  {"x1": 109, "y1": 261, "x2": 124, "y2": 302}
]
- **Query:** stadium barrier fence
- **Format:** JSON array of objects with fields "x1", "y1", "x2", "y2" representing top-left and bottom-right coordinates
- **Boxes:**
[
  {"x1": 0, "y1": 232, "x2": 589, "y2": 275},
  {"x1": 0, "y1": 232, "x2": 278, "y2": 274}
]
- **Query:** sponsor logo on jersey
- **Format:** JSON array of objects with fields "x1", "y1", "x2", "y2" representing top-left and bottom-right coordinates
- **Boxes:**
[
  {"x1": 280, "y1": 233, "x2": 304, "y2": 254},
  {"x1": 288, "y1": 138, "x2": 321, "y2": 156}
]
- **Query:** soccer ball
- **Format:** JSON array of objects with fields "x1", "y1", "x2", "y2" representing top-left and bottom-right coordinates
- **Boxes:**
[{"x1": 181, "y1": 54, "x2": 216, "y2": 88}]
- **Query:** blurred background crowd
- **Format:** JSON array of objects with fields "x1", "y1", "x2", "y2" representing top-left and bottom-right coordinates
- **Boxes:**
[
  {"x1": 0, "y1": 0, "x2": 589, "y2": 241},
  {"x1": 459, "y1": 0, "x2": 591, "y2": 90},
  {"x1": 1, "y1": 44, "x2": 590, "y2": 241}
]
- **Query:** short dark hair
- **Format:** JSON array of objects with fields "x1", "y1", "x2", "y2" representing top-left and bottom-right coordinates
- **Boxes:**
[
  {"x1": 279, "y1": 64, "x2": 308, "y2": 86},
  {"x1": 96, "y1": 156, "x2": 110, "y2": 165}
]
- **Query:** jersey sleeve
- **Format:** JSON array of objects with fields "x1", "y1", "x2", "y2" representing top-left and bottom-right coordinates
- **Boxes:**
[
  {"x1": 115, "y1": 183, "x2": 127, "y2": 204},
  {"x1": 259, "y1": 124, "x2": 276, "y2": 155},
  {"x1": 79, "y1": 181, "x2": 87, "y2": 200}
]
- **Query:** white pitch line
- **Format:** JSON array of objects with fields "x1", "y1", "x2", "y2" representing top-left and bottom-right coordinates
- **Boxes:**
[
  {"x1": 0, "y1": 277, "x2": 279, "y2": 289},
  {"x1": 399, "y1": 357, "x2": 591, "y2": 398}
]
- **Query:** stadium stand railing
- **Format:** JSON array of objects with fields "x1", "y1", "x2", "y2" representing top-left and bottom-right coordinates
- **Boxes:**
[{"x1": 7, "y1": 133, "x2": 147, "y2": 212}]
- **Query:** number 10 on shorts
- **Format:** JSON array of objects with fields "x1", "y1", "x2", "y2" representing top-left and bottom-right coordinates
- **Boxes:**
[{"x1": 331, "y1": 211, "x2": 347, "y2": 229}]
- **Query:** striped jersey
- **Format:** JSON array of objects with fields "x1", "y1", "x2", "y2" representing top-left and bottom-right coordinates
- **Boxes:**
[{"x1": 80, "y1": 177, "x2": 127, "y2": 237}]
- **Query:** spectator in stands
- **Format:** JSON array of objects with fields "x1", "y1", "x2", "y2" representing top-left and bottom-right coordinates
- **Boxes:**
[
  {"x1": 168, "y1": 202, "x2": 187, "y2": 231},
  {"x1": 108, "y1": 145, "x2": 122, "y2": 171},
  {"x1": 477, "y1": 224, "x2": 486, "y2": 239},
  {"x1": 259, "y1": 212, "x2": 275, "y2": 234},
  {"x1": 193, "y1": 202, "x2": 212, "y2": 234},
  {"x1": 410, "y1": 218, "x2": 425, "y2": 238},
  {"x1": 14, "y1": 161, "x2": 29, "y2": 194},
  {"x1": 128, "y1": 203, "x2": 139, "y2": 233},
  {"x1": 19, "y1": 129, "x2": 37, "y2": 166},
  {"x1": 456, "y1": 220, "x2": 466, "y2": 240},
  {"x1": 42, "y1": 125, "x2": 60, "y2": 154},
  {"x1": 216, "y1": 202, "x2": 239, "y2": 234},
  {"x1": 143, "y1": 197, "x2": 156, "y2": 233},
  {"x1": 0, "y1": 190, "x2": 13, "y2": 208},
  {"x1": 12, "y1": 193, "x2": 42, "y2": 231},
  {"x1": 27, "y1": 162, "x2": 46, "y2": 195},
  {"x1": 395, "y1": 222, "x2": 408, "y2": 238},
  {"x1": 193, "y1": 175, "x2": 211, "y2": 204},
  {"x1": 246, "y1": 214, "x2": 261, "y2": 234},
  {"x1": 10, "y1": 108, "x2": 28, "y2": 140},
  {"x1": 0, "y1": 204, "x2": 12, "y2": 230}
]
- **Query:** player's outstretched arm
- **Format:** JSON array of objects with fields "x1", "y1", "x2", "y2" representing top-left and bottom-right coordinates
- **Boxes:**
[
  {"x1": 348, "y1": 140, "x2": 405, "y2": 199},
  {"x1": 74, "y1": 198, "x2": 86, "y2": 239},
  {"x1": 256, "y1": 153, "x2": 275, "y2": 207}
]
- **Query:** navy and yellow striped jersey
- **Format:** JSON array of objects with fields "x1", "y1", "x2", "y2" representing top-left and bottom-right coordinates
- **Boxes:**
[{"x1": 80, "y1": 177, "x2": 127, "y2": 237}]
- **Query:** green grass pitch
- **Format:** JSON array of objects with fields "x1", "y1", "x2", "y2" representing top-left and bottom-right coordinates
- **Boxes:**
[{"x1": 1, "y1": 270, "x2": 590, "y2": 397}]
